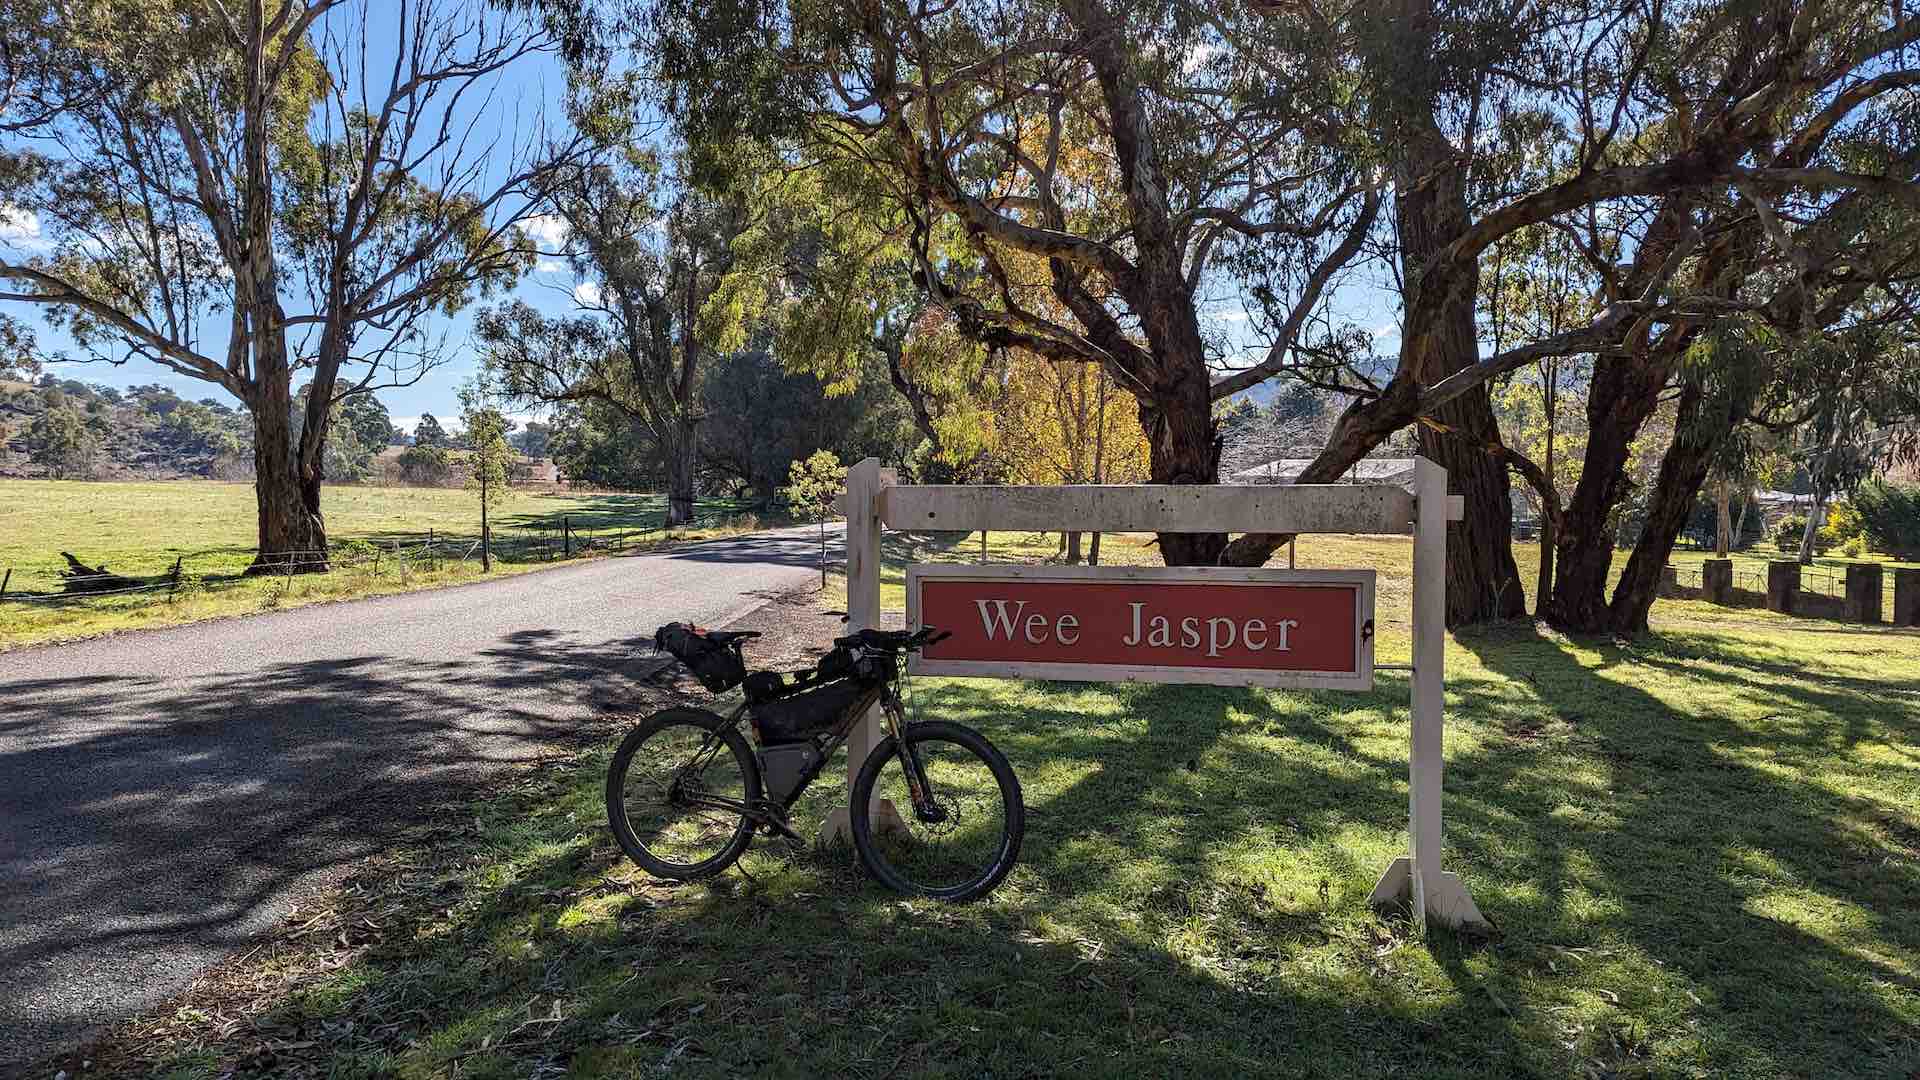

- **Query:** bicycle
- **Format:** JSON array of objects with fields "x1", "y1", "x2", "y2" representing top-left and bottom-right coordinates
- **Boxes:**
[{"x1": 605, "y1": 622, "x2": 1025, "y2": 902}]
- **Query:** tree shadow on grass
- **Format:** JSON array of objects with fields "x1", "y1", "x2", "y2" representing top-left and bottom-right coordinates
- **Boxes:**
[
  {"x1": 1448, "y1": 622, "x2": 1919, "y2": 1076},
  {"x1": 22, "y1": 623, "x2": 1920, "y2": 1078}
]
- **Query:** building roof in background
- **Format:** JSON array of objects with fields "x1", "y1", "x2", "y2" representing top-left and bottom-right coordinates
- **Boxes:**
[{"x1": 1226, "y1": 457, "x2": 1420, "y2": 487}]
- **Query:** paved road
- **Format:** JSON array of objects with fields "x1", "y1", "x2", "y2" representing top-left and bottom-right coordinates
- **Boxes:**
[{"x1": 0, "y1": 525, "x2": 843, "y2": 1069}]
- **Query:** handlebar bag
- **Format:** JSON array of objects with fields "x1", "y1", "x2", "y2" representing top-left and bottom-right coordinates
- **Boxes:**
[
  {"x1": 750, "y1": 678, "x2": 874, "y2": 744},
  {"x1": 654, "y1": 622, "x2": 748, "y2": 692}
]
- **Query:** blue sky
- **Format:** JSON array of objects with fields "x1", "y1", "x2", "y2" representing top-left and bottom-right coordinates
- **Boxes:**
[{"x1": 1, "y1": 3, "x2": 1404, "y2": 431}]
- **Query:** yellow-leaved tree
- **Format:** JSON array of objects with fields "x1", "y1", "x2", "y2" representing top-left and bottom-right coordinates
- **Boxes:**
[{"x1": 993, "y1": 351, "x2": 1149, "y2": 564}]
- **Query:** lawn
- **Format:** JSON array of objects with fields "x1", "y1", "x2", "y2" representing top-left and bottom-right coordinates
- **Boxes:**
[
  {"x1": 71, "y1": 537, "x2": 1920, "y2": 1079},
  {"x1": 0, "y1": 479, "x2": 770, "y2": 649}
]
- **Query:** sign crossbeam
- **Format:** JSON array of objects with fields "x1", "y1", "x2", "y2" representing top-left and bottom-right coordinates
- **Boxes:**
[
  {"x1": 831, "y1": 457, "x2": 1486, "y2": 931},
  {"x1": 882, "y1": 482, "x2": 1434, "y2": 536}
]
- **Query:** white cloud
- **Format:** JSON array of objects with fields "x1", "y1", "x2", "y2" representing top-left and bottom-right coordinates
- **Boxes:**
[
  {"x1": 1205, "y1": 308, "x2": 1251, "y2": 324},
  {"x1": 534, "y1": 257, "x2": 569, "y2": 274},
  {"x1": 573, "y1": 281, "x2": 603, "y2": 307},
  {"x1": 1370, "y1": 322, "x2": 1400, "y2": 341},
  {"x1": 518, "y1": 213, "x2": 570, "y2": 249},
  {"x1": 1182, "y1": 42, "x2": 1223, "y2": 74},
  {"x1": 0, "y1": 205, "x2": 52, "y2": 253}
]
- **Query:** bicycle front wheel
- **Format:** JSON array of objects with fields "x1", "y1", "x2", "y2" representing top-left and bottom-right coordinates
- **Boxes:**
[
  {"x1": 606, "y1": 708, "x2": 760, "y2": 881},
  {"x1": 850, "y1": 720, "x2": 1024, "y2": 902}
]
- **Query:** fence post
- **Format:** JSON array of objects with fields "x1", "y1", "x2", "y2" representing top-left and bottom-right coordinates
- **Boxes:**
[
  {"x1": 563, "y1": 516, "x2": 571, "y2": 557},
  {"x1": 1844, "y1": 563, "x2": 1883, "y2": 624},
  {"x1": 1766, "y1": 560, "x2": 1799, "y2": 614},
  {"x1": 429, "y1": 528, "x2": 436, "y2": 571},
  {"x1": 1, "y1": 568, "x2": 9, "y2": 598},
  {"x1": 1702, "y1": 558, "x2": 1734, "y2": 604},
  {"x1": 822, "y1": 458, "x2": 902, "y2": 847},
  {"x1": 1893, "y1": 568, "x2": 1920, "y2": 628}
]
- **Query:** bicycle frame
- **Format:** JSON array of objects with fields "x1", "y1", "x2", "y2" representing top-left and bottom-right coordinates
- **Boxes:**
[{"x1": 669, "y1": 680, "x2": 937, "y2": 828}]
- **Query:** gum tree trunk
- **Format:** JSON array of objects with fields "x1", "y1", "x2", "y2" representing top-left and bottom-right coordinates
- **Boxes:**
[
  {"x1": 666, "y1": 419, "x2": 698, "y2": 526},
  {"x1": 1608, "y1": 380, "x2": 1722, "y2": 633},
  {"x1": 245, "y1": 376, "x2": 328, "y2": 575},
  {"x1": 1394, "y1": 112, "x2": 1525, "y2": 624},
  {"x1": 1545, "y1": 350, "x2": 1669, "y2": 631}
]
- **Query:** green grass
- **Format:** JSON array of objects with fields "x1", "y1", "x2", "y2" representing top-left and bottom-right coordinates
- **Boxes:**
[
  {"x1": 0, "y1": 479, "x2": 771, "y2": 649},
  {"x1": 90, "y1": 547, "x2": 1920, "y2": 1078}
]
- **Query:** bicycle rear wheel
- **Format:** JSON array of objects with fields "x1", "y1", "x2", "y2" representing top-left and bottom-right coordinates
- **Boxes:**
[
  {"x1": 850, "y1": 720, "x2": 1023, "y2": 902},
  {"x1": 606, "y1": 708, "x2": 759, "y2": 880}
]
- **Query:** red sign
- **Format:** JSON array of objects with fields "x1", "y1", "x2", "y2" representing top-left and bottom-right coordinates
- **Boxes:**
[{"x1": 907, "y1": 566, "x2": 1374, "y2": 690}]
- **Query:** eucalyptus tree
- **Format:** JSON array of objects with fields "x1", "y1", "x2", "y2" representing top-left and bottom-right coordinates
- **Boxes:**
[
  {"x1": 1244, "y1": 0, "x2": 1920, "y2": 629},
  {"x1": 475, "y1": 145, "x2": 753, "y2": 524},
  {"x1": 0, "y1": 1, "x2": 584, "y2": 569},
  {"x1": 738, "y1": 162, "x2": 1004, "y2": 480},
  {"x1": 648, "y1": 0, "x2": 1920, "y2": 628},
  {"x1": 655, "y1": 0, "x2": 1382, "y2": 568}
]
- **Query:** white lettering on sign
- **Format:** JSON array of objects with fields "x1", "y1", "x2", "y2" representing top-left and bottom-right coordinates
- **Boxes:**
[
  {"x1": 976, "y1": 598, "x2": 1084, "y2": 646},
  {"x1": 1122, "y1": 602, "x2": 1297, "y2": 654}
]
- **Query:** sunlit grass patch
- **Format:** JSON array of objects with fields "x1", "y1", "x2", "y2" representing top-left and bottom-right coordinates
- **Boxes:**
[{"x1": 0, "y1": 479, "x2": 771, "y2": 648}]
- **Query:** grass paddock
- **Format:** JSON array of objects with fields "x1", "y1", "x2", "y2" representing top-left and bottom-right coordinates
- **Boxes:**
[
  {"x1": 72, "y1": 532, "x2": 1920, "y2": 1079},
  {"x1": 0, "y1": 479, "x2": 766, "y2": 649}
]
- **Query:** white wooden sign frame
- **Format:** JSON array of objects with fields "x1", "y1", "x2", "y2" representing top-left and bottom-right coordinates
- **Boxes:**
[
  {"x1": 828, "y1": 455, "x2": 1486, "y2": 930},
  {"x1": 904, "y1": 564, "x2": 1377, "y2": 691}
]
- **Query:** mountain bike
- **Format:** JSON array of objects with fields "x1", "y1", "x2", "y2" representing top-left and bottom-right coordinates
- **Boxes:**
[{"x1": 605, "y1": 623, "x2": 1025, "y2": 902}]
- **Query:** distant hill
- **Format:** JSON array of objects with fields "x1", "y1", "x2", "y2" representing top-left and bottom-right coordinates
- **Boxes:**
[{"x1": 0, "y1": 378, "x2": 255, "y2": 480}]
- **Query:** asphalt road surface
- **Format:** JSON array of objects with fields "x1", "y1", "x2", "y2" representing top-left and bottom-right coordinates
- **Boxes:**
[{"x1": 0, "y1": 524, "x2": 843, "y2": 1069}]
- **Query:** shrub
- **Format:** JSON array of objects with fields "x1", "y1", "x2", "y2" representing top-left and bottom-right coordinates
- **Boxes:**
[
  {"x1": 1820, "y1": 501, "x2": 1864, "y2": 546},
  {"x1": 1773, "y1": 514, "x2": 1807, "y2": 552},
  {"x1": 396, "y1": 444, "x2": 452, "y2": 485},
  {"x1": 1838, "y1": 535, "x2": 1867, "y2": 559},
  {"x1": 1852, "y1": 479, "x2": 1920, "y2": 557}
]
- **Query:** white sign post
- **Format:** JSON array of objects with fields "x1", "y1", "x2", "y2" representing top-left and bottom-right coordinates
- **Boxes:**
[{"x1": 830, "y1": 455, "x2": 1486, "y2": 930}]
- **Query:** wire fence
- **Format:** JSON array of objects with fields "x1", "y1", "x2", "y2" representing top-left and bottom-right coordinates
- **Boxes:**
[{"x1": 0, "y1": 511, "x2": 766, "y2": 609}]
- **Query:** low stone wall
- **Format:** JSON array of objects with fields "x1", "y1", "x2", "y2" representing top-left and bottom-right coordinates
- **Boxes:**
[{"x1": 1656, "y1": 557, "x2": 1911, "y2": 627}]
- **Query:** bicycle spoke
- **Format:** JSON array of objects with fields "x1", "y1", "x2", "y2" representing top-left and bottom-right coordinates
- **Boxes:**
[
  {"x1": 615, "y1": 721, "x2": 751, "y2": 872},
  {"x1": 863, "y1": 731, "x2": 1012, "y2": 895}
]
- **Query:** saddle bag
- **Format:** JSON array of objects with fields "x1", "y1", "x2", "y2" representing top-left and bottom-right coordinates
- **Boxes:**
[
  {"x1": 750, "y1": 678, "x2": 873, "y2": 744},
  {"x1": 653, "y1": 623, "x2": 747, "y2": 692}
]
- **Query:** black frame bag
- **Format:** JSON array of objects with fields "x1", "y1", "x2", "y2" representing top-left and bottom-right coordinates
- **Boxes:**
[
  {"x1": 750, "y1": 679, "x2": 874, "y2": 744},
  {"x1": 653, "y1": 623, "x2": 748, "y2": 692}
]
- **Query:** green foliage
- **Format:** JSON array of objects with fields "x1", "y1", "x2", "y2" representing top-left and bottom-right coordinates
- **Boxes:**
[
  {"x1": 508, "y1": 421, "x2": 552, "y2": 459},
  {"x1": 460, "y1": 384, "x2": 516, "y2": 508},
  {"x1": 1851, "y1": 480, "x2": 1920, "y2": 556},
  {"x1": 780, "y1": 449, "x2": 845, "y2": 522},
  {"x1": 0, "y1": 314, "x2": 41, "y2": 380},
  {"x1": 547, "y1": 402, "x2": 661, "y2": 489},
  {"x1": 1774, "y1": 515, "x2": 1808, "y2": 553},
  {"x1": 25, "y1": 401, "x2": 97, "y2": 478},
  {"x1": 412, "y1": 413, "x2": 451, "y2": 449},
  {"x1": 1838, "y1": 535, "x2": 1867, "y2": 559},
  {"x1": 699, "y1": 348, "x2": 916, "y2": 500},
  {"x1": 396, "y1": 445, "x2": 452, "y2": 485}
]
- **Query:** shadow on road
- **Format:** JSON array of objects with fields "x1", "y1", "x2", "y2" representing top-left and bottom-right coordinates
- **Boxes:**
[{"x1": 0, "y1": 627, "x2": 675, "y2": 1066}]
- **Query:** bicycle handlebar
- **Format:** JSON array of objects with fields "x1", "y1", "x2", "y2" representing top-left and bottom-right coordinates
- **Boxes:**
[{"x1": 833, "y1": 626, "x2": 950, "y2": 652}]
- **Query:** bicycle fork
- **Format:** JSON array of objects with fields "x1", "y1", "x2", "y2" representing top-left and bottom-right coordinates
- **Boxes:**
[{"x1": 880, "y1": 690, "x2": 947, "y2": 825}]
